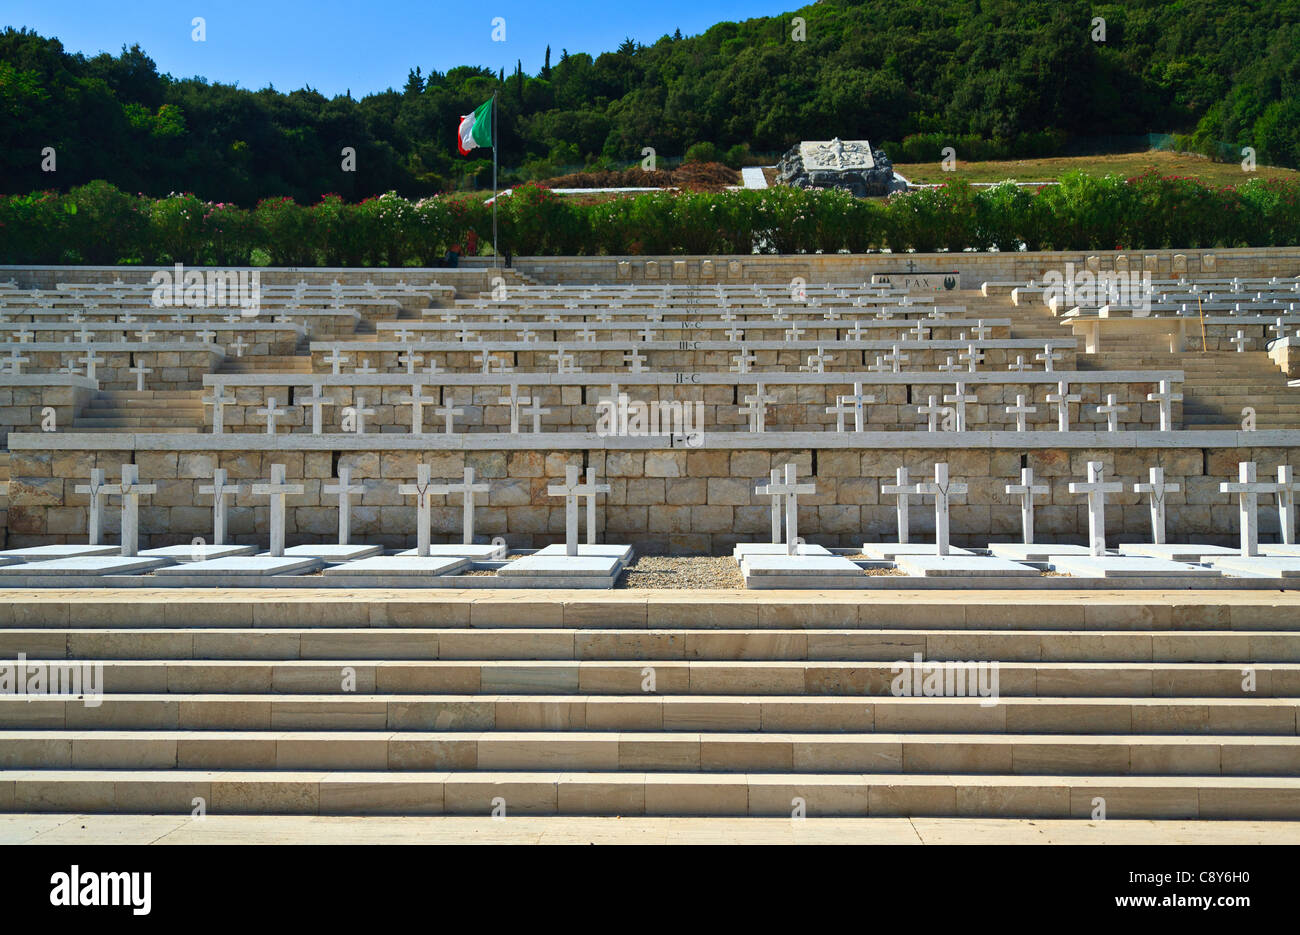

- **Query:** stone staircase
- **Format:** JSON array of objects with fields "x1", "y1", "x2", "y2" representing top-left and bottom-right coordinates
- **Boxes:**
[
  {"x1": 1, "y1": 595, "x2": 1296, "y2": 817},
  {"x1": 69, "y1": 390, "x2": 206, "y2": 433}
]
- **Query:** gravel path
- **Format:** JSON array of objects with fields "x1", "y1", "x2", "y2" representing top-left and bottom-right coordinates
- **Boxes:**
[{"x1": 617, "y1": 555, "x2": 745, "y2": 589}]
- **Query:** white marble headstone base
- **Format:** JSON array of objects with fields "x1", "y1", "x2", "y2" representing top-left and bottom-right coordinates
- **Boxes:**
[
  {"x1": 987, "y1": 543, "x2": 1092, "y2": 563},
  {"x1": 279, "y1": 543, "x2": 383, "y2": 562},
  {"x1": 533, "y1": 543, "x2": 634, "y2": 564},
  {"x1": 0, "y1": 555, "x2": 172, "y2": 576},
  {"x1": 0, "y1": 544, "x2": 120, "y2": 562},
  {"x1": 498, "y1": 554, "x2": 623, "y2": 582},
  {"x1": 895, "y1": 555, "x2": 1039, "y2": 577},
  {"x1": 155, "y1": 556, "x2": 324, "y2": 577},
  {"x1": 861, "y1": 543, "x2": 972, "y2": 561},
  {"x1": 397, "y1": 544, "x2": 508, "y2": 560},
  {"x1": 1051, "y1": 555, "x2": 1222, "y2": 578},
  {"x1": 741, "y1": 554, "x2": 863, "y2": 577},
  {"x1": 322, "y1": 555, "x2": 468, "y2": 577},
  {"x1": 1119, "y1": 544, "x2": 1239, "y2": 563},
  {"x1": 733, "y1": 543, "x2": 832, "y2": 560},
  {"x1": 1206, "y1": 556, "x2": 1300, "y2": 578},
  {"x1": 1260, "y1": 545, "x2": 1300, "y2": 557},
  {"x1": 141, "y1": 544, "x2": 256, "y2": 562}
]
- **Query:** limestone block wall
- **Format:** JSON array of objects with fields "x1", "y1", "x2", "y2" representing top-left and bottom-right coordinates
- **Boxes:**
[
  {"x1": 17, "y1": 346, "x2": 223, "y2": 391},
  {"x1": 6, "y1": 437, "x2": 1296, "y2": 555},
  {"x1": 0, "y1": 380, "x2": 94, "y2": 441},
  {"x1": 204, "y1": 374, "x2": 1173, "y2": 434}
]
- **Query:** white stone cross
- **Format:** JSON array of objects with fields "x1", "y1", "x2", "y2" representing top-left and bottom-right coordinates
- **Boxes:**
[
  {"x1": 1229, "y1": 330, "x2": 1246, "y2": 353},
  {"x1": 765, "y1": 463, "x2": 817, "y2": 555},
  {"x1": 523, "y1": 395, "x2": 550, "y2": 433},
  {"x1": 134, "y1": 326, "x2": 153, "y2": 344},
  {"x1": 399, "y1": 464, "x2": 438, "y2": 556},
  {"x1": 839, "y1": 382, "x2": 874, "y2": 432},
  {"x1": 938, "y1": 355, "x2": 962, "y2": 373},
  {"x1": 1046, "y1": 380, "x2": 1080, "y2": 432},
  {"x1": 128, "y1": 361, "x2": 152, "y2": 392},
  {"x1": 429, "y1": 467, "x2": 492, "y2": 545},
  {"x1": 498, "y1": 385, "x2": 532, "y2": 433},
  {"x1": 435, "y1": 401, "x2": 465, "y2": 434},
  {"x1": 1005, "y1": 394, "x2": 1036, "y2": 432},
  {"x1": 724, "y1": 325, "x2": 745, "y2": 343},
  {"x1": 1006, "y1": 467, "x2": 1049, "y2": 545},
  {"x1": 1094, "y1": 393, "x2": 1127, "y2": 432},
  {"x1": 970, "y1": 320, "x2": 993, "y2": 341},
  {"x1": 297, "y1": 388, "x2": 334, "y2": 434},
  {"x1": 959, "y1": 343, "x2": 984, "y2": 373},
  {"x1": 548, "y1": 345, "x2": 579, "y2": 374},
  {"x1": 324, "y1": 348, "x2": 349, "y2": 374},
  {"x1": 909, "y1": 321, "x2": 929, "y2": 341},
  {"x1": 825, "y1": 396, "x2": 856, "y2": 432},
  {"x1": 755, "y1": 468, "x2": 784, "y2": 544},
  {"x1": 196, "y1": 329, "x2": 216, "y2": 344},
  {"x1": 1220, "y1": 461, "x2": 1278, "y2": 557},
  {"x1": 229, "y1": 335, "x2": 248, "y2": 358},
  {"x1": 624, "y1": 349, "x2": 648, "y2": 373},
  {"x1": 1147, "y1": 379, "x2": 1182, "y2": 432},
  {"x1": 740, "y1": 383, "x2": 776, "y2": 432},
  {"x1": 783, "y1": 321, "x2": 806, "y2": 342},
  {"x1": 868, "y1": 355, "x2": 892, "y2": 374},
  {"x1": 1035, "y1": 344, "x2": 1062, "y2": 371},
  {"x1": 944, "y1": 382, "x2": 976, "y2": 432},
  {"x1": 1069, "y1": 461, "x2": 1123, "y2": 556},
  {"x1": 76, "y1": 325, "x2": 94, "y2": 344},
  {"x1": 252, "y1": 464, "x2": 303, "y2": 557},
  {"x1": 5, "y1": 348, "x2": 29, "y2": 375},
  {"x1": 101, "y1": 464, "x2": 156, "y2": 557},
  {"x1": 802, "y1": 346, "x2": 833, "y2": 374},
  {"x1": 14, "y1": 326, "x2": 32, "y2": 343},
  {"x1": 354, "y1": 358, "x2": 378, "y2": 376},
  {"x1": 548, "y1": 465, "x2": 610, "y2": 556},
  {"x1": 399, "y1": 350, "x2": 424, "y2": 375},
  {"x1": 916, "y1": 395, "x2": 945, "y2": 432},
  {"x1": 198, "y1": 467, "x2": 245, "y2": 546},
  {"x1": 1277, "y1": 465, "x2": 1299, "y2": 545},
  {"x1": 912, "y1": 463, "x2": 968, "y2": 556},
  {"x1": 396, "y1": 384, "x2": 433, "y2": 434},
  {"x1": 455, "y1": 326, "x2": 478, "y2": 343},
  {"x1": 638, "y1": 325, "x2": 655, "y2": 342},
  {"x1": 73, "y1": 469, "x2": 110, "y2": 546},
  {"x1": 1133, "y1": 466, "x2": 1180, "y2": 545},
  {"x1": 576, "y1": 325, "x2": 597, "y2": 343},
  {"x1": 518, "y1": 327, "x2": 539, "y2": 344},
  {"x1": 393, "y1": 328, "x2": 415, "y2": 344},
  {"x1": 848, "y1": 320, "x2": 868, "y2": 341},
  {"x1": 202, "y1": 384, "x2": 235, "y2": 434},
  {"x1": 255, "y1": 395, "x2": 292, "y2": 434},
  {"x1": 322, "y1": 466, "x2": 367, "y2": 545},
  {"x1": 347, "y1": 394, "x2": 376, "y2": 434},
  {"x1": 1007, "y1": 355, "x2": 1030, "y2": 372},
  {"x1": 882, "y1": 467, "x2": 914, "y2": 543},
  {"x1": 885, "y1": 343, "x2": 909, "y2": 373}
]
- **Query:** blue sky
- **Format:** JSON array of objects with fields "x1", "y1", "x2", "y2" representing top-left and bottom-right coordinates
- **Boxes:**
[{"x1": 7, "y1": 0, "x2": 798, "y2": 96}]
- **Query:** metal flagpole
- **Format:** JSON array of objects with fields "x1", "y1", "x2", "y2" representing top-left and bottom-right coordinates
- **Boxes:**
[{"x1": 492, "y1": 91, "x2": 498, "y2": 270}]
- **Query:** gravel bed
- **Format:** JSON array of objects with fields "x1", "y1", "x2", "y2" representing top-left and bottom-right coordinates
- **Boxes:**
[{"x1": 617, "y1": 555, "x2": 745, "y2": 589}]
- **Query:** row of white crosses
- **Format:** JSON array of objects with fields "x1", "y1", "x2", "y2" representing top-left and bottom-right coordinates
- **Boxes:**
[{"x1": 879, "y1": 465, "x2": 968, "y2": 555}]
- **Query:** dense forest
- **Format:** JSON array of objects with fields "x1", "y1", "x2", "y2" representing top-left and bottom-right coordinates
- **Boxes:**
[{"x1": 2, "y1": 0, "x2": 1297, "y2": 204}]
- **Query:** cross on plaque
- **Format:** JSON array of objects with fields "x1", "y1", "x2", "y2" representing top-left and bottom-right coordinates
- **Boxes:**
[
  {"x1": 101, "y1": 464, "x2": 157, "y2": 557},
  {"x1": 323, "y1": 466, "x2": 367, "y2": 545},
  {"x1": 882, "y1": 467, "x2": 914, "y2": 543},
  {"x1": 1006, "y1": 468, "x2": 1049, "y2": 545},
  {"x1": 1069, "y1": 461, "x2": 1123, "y2": 556},
  {"x1": 1035, "y1": 345, "x2": 1062, "y2": 371},
  {"x1": 944, "y1": 381, "x2": 976, "y2": 432},
  {"x1": 1046, "y1": 380, "x2": 1080, "y2": 432},
  {"x1": 198, "y1": 467, "x2": 245, "y2": 547},
  {"x1": 1095, "y1": 393, "x2": 1127, "y2": 432},
  {"x1": 1147, "y1": 379, "x2": 1182, "y2": 432},
  {"x1": 740, "y1": 382, "x2": 776, "y2": 432},
  {"x1": 252, "y1": 464, "x2": 304, "y2": 557},
  {"x1": 1004, "y1": 394, "x2": 1036, "y2": 432},
  {"x1": 257, "y1": 397, "x2": 289, "y2": 435},
  {"x1": 73, "y1": 469, "x2": 110, "y2": 546},
  {"x1": 429, "y1": 467, "x2": 492, "y2": 545},
  {"x1": 1220, "y1": 461, "x2": 1278, "y2": 557},
  {"x1": 912, "y1": 463, "x2": 968, "y2": 556},
  {"x1": 1133, "y1": 466, "x2": 1180, "y2": 545},
  {"x1": 548, "y1": 465, "x2": 610, "y2": 556}
]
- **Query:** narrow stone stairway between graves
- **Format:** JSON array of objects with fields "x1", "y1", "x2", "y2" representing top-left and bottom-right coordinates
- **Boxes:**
[{"x1": 68, "y1": 390, "x2": 206, "y2": 433}]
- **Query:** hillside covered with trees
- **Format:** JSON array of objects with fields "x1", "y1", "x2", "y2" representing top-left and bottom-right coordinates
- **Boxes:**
[{"x1": 2, "y1": 0, "x2": 1297, "y2": 204}]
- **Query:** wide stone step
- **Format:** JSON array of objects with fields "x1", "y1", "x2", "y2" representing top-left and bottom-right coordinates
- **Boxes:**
[
  {"x1": 2, "y1": 694, "x2": 1295, "y2": 734},
  {"x1": 5, "y1": 626, "x2": 1298, "y2": 658},
  {"x1": 3, "y1": 730, "x2": 1297, "y2": 775},
  {"x1": 13, "y1": 658, "x2": 1300, "y2": 696},
  {"x1": 6, "y1": 768, "x2": 1299, "y2": 817}
]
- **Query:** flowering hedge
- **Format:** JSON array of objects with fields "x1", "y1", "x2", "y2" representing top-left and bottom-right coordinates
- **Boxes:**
[{"x1": 2, "y1": 173, "x2": 1297, "y2": 265}]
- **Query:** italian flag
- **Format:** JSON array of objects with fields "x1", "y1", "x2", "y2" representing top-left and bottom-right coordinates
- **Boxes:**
[{"x1": 457, "y1": 97, "x2": 494, "y2": 155}]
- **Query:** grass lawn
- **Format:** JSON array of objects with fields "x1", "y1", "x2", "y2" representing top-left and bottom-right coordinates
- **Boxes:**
[{"x1": 893, "y1": 149, "x2": 1299, "y2": 186}]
